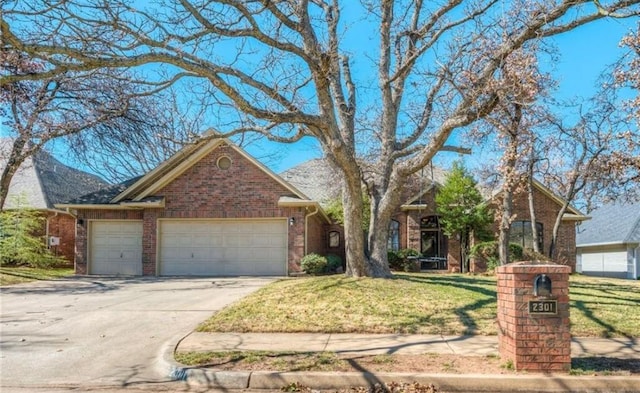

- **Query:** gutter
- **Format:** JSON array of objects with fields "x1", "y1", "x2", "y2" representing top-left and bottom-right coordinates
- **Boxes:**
[{"x1": 304, "y1": 206, "x2": 319, "y2": 255}]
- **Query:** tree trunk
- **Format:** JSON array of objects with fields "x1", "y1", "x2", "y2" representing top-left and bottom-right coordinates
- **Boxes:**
[
  {"x1": 527, "y1": 175, "x2": 541, "y2": 254},
  {"x1": 460, "y1": 229, "x2": 469, "y2": 273},
  {"x1": 549, "y1": 203, "x2": 569, "y2": 261},
  {"x1": 341, "y1": 174, "x2": 368, "y2": 277},
  {"x1": 367, "y1": 196, "x2": 394, "y2": 279}
]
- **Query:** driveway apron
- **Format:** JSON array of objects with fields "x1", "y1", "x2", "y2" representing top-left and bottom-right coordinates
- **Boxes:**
[{"x1": 0, "y1": 276, "x2": 273, "y2": 388}]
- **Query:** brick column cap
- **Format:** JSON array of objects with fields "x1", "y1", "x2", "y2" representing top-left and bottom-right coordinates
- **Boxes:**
[{"x1": 497, "y1": 261, "x2": 571, "y2": 274}]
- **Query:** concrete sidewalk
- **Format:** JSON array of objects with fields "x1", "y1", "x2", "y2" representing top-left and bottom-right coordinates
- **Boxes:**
[
  {"x1": 177, "y1": 332, "x2": 640, "y2": 359},
  {"x1": 163, "y1": 333, "x2": 640, "y2": 392}
]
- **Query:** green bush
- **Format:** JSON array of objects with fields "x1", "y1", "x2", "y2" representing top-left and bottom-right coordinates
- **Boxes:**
[
  {"x1": 301, "y1": 253, "x2": 328, "y2": 275},
  {"x1": 388, "y1": 248, "x2": 421, "y2": 272},
  {"x1": 0, "y1": 203, "x2": 65, "y2": 268},
  {"x1": 388, "y1": 250, "x2": 403, "y2": 271},
  {"x1": 325, "y1": 254, "x2": 343, "y2": 273}
]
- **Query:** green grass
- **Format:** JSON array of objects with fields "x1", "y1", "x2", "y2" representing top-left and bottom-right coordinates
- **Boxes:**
[
  {"x1": 0, "y1": 266, "x2": 74, "y2": 286},
  {"x1": 197, "y1": 273, "x2": 640, "y2": 338}
]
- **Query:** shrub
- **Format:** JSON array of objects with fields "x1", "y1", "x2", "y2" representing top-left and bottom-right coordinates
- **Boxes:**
[
  {"x1": 397, "y1": 248, "x2": 421, "y2": 272},
  {"x1": 301, "y1": 253, "x2": 328, "y2": 275},
  {"x1": 388, "y1": 250, "x2": 403, "y2": 271},
  {"x1": 0, "y1": 203, "x2": 65, "y2": 268},
  {"x1": 469, "y1": 241, "x2": 527, "y2": 272},
  {"x1": 325, "y1": 254, "x2": 343, "y2": 273}
]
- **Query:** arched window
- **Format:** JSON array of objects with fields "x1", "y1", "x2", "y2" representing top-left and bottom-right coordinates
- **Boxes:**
[
  {"x1": 509, "y1": 221, "x2": 543, "y2": 251},
  {"x1": 328, "y1": 231, "x2": 340, "y2": 248},
  {"x1": 388, "y1": 220, "x2": 400, "y2": 251}
]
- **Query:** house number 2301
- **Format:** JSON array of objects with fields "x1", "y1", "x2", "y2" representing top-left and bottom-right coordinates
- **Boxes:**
[{"x1": 528, "y1": 300, "x2": 557, "y2": 315}]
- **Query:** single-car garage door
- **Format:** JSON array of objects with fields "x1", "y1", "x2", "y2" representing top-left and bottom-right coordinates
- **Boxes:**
[
  {"x1": 580, "y1": 250, "x2": 628, "y2": 279},
  {"x1": 159, "y1": 219, "x2": 287, "y2": 276},
  {"x1": 90, "y1": 221, "x2": 143, "y2": 275}
]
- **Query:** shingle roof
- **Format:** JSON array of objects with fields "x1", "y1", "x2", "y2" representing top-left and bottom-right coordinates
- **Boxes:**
[
  {"x1": 279, "y1": 159, "x2": 343, "y2": 204},
  {"x1": 576, "y1": 202, "x2": 640, "y2": 246},
  {"x1": 64, "y1": 176, "x2": 142, "y2": 205},
  {"x1": 279, "y1": 158, "x2": 449, "y2": 206},
  {"x1": 1, "y1": 138, "x2": 109, "y2": 209}
]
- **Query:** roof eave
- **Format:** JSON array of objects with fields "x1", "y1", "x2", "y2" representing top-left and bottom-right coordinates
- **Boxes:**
[
  {"x1": 577, "y1": 241, "x2": 640, "y2": 248},
  {"x1": 54, "y1": 203, "x2": 143, "y2": 210},
  {"x1": 278, "y1": 197, "x2": 331, "y2": 223},
  {"x1": 561, "y1": 214, "x2": 590, "y2": 222}
]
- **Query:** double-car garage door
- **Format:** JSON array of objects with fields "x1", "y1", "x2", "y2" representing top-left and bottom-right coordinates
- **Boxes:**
[{"x1": 89, "y1": 219, "x2": 287, "y2": 276}]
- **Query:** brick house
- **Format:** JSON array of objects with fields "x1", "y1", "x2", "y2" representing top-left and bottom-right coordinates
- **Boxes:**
[
  {"x1": 57, "y1": 139, "x2": 333, "y2": 276},
  {"x1": 57, "y1": 137, "x2": 586, "y2": 276},
  {"x1": 1, "y1": 139, "x2": 108, "y2": 264}
]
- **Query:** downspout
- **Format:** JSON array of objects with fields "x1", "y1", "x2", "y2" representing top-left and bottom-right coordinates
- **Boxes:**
[{"x1": 304, "y1": 205, "x2": 319, "y2": 255}]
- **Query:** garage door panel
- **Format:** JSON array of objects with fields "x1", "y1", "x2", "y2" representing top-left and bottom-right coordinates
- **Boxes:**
[
  {"x1": 90, "y1": 221, "x2": 142, "y2": 275},
  {"x1": 160, "y1": 219, "x2": 287, "y2": 276}
]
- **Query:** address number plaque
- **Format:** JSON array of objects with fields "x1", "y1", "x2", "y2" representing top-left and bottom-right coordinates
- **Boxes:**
[{"x1": 528, "y1": 300, "x2": 557, "y2": 315}]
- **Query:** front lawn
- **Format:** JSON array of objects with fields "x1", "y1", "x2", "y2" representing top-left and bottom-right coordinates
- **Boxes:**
[
  {"x1": 197, "y1": 274, "x2": 640, "y2": 338},
  {"x1": 0, "y1": 266, "x2": 74, "y2": 286}
]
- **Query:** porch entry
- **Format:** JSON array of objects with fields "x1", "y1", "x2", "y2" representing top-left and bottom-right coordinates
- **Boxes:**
[{"x1": 420, "y1": 216, "x2": 447, "y2": 269}]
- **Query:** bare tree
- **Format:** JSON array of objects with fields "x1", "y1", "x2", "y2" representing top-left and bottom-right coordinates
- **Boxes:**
[
  {"x1": 3, "y1": 1, "x2": 638, "y2": 277},
  {"x1": 537, "y1": 98, "x2": 640, "y2": 258},
  {"x1": 0, "y1": 50, "x2": 175, "y2": 208}
]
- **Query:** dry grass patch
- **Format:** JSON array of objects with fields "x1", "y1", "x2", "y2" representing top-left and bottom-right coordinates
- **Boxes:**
[{"x1": 198, "y1": 274, "x2": 498, "y2": 335}]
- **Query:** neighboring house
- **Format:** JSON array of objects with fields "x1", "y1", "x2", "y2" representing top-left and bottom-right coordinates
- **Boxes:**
[
  {"x1": 56, "y1": 139, "x2": 332, "y2": 276},
  {"x1": 0, "y1": 139, "x2": 108, "y2": 263},
  {"x1": 576, "y1": 202, "x2": 640, "y2": 280}
]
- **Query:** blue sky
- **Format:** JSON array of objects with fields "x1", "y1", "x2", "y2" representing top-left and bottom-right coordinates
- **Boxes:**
[{"x1": 246, "y1": 18, "x2": 637, "y2": 174}]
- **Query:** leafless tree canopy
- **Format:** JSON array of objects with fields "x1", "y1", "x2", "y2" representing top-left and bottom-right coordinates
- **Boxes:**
[{"x1": 2, "y1": 0, "x2": 638, "y2": 276}]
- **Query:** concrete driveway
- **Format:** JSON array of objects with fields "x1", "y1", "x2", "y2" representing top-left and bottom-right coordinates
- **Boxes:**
[{"x1": 0, "y1": 276, "x2": 274, "y2": 390}]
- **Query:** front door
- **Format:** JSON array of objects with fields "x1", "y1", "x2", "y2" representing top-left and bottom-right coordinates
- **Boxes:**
[{"x1": 421, "y1": 230, "x2": 440, "y2": 258}]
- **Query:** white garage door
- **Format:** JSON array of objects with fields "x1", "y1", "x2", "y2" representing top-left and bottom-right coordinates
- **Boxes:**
[
  {"x1": 581, "y1": 251, "x2": 627, "y2": 277},
  {"x1": 90, "y1": 221, "x2": 143, "y2": 275},
  {"x1": 159, "y1": 219, "x2": 287, "y2": 276}
]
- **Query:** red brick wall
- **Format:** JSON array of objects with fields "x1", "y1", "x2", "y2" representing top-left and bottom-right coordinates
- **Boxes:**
[
  {"x1": 497, "y1": 263, "x2": 571, "y2": 372},
  {"x1": 73, "y1": 144, "x2": 323, "y2": 275},
  {"x1": 45, "y1": 212, "x2": 76, "y2": 265},
  {"x1": 492, "y1": 186, "x2": 577, "y2": 271},
  {"x1": 322, "y1": 223, "x2": 346, "y2": 266}
]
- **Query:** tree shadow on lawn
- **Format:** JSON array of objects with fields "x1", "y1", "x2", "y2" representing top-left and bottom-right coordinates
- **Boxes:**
[
  {"x1": 569, "y1": 281, "x2": 640, "y2": 306},
  {"x1": 572, "y1": 300, "x2": 634, "y2": 338},
  {"x1": 394, "y1": 274, "x2": 497, "y2": 335}
]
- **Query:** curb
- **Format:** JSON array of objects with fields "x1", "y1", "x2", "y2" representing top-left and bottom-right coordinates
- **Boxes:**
[{"x1": 165, "y1": 363, "x2": 640, "y2": 392}]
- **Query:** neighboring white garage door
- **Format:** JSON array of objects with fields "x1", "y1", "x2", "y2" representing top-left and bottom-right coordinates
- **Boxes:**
[
  {"x1": 581, "y1": 250, "x2": 628, "y2": 277},
  {"x1": 159, "y1": 219, "x2": 287, "y2": 276},
  {"x1": 90, "y1": 221, "x2": 143, "y2": 275}
]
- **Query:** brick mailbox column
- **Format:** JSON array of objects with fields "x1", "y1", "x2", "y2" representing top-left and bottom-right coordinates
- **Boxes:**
[{"x1": 496, "y1": 262, "x2": 571, "y2": 372}]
